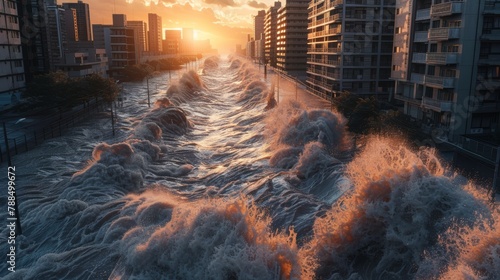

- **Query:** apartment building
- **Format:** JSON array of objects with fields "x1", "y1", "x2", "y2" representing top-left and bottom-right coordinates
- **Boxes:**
[
  {"x1": 108, "y1": 14, "x2": 136, "y2": 76},
  {"x1": 62, "y1": 0, "x2": 92, "y2": 41},
  {"x1": 0, "y1": 0, "x2": 24, "y2": 105},
  {"x1": 265, "y1": 1, "x2": 282, "y2": 67},
  {"x1": 276, "y1": 0, "x2": 309, "y2": 78},
  {"x1": 392, "y1": 0, "x2": 500, "y2": 141},
  {"x1": 164, "y1": 29, "x2": 181, "y2": 54},
  {"x1": 148, "y1": 13, "x2": 162, "y2": 53},
  {"x1": 307, "y1": 0, "x2": 396, "y2": 97},
  {"x1": 127, "y1": 20, "x2": 147, "y2": 62}
]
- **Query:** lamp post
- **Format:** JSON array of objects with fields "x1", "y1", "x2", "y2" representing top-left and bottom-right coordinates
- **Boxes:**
[{"x1": 146, "y1": 76, "x2": 151, "y2": 108}]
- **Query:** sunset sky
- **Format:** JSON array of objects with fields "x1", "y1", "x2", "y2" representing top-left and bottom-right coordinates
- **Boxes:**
[{"x1": 87, "y1": 0, "x2": 275, "y2": 53}]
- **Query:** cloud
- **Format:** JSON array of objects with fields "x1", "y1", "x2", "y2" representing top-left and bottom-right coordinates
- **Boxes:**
[
  {"x1": 203, "y1": 0, "x2": 238, "y2": 7},
  {"x1": 247, "y1": 0, "x2": 267, "y2": 9}
]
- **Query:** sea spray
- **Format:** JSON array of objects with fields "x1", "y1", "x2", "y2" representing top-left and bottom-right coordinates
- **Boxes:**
[{"x1": 302, "y1": 137, "x2": 495, "y2": 279}]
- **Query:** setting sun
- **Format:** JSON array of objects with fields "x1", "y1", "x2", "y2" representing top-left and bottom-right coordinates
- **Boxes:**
[{"x1": 87, "y1": 0, "x2": 275, "y2": 53}]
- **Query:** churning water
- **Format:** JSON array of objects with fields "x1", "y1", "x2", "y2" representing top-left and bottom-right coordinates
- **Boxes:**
[{"x1": 1, "y1": 56, "x2": 499, "y2": 280}]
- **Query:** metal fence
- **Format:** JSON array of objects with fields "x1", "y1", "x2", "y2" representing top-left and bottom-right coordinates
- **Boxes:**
[{"x1": 0, "y1": 100, "x2": 106, "y2": 163}]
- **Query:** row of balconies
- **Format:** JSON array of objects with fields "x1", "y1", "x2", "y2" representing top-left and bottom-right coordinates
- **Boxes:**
[
  {"x1": 306, "y1": 78, "x2": 333, "y2": 90},
  {"x1": 307, "y1": 47, "x2": 342, "y2": 53},
  {"x1": 431, "y1": 1, "x2": 463, "y2": 17},
  {"x1": 308, "y1": 58, "x2": 341, "y2": 66},
  {"x1": 412, "y1": 52, "x2": 459, "y2": 65},
  {"x1": 306, "y1": 67, "x2": 341, "y2": 79},
  {"x1": 394, "y1": 92, "x2": 453, "y2": 112},
  {"x1": 484, "y1": 1, "x2": 500, "y2": 14},
  {"x1": 307, "y1": 27, "x2": 342, "y2": 38},
  {"x1": 413, "y1": 27, "x2": 461, "y2": 42},
  {"x1": 308, "y1": 0, "x2": 343, "y2": 18},
  {"x1": 0, "y1": 50, "x2": 23, "y2": 61},
  {"x1": 308, "y1": 13, "x2": 343, "y2": 28},
  {"x1": 0, "y1": 20, "x2": 19, "y2": 31},
  {"x1": 410, "y1": 73, "x2": 456, "y2": 88}
]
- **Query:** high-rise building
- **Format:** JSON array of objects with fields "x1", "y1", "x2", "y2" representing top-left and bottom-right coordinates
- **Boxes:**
[
  {"x1": 127, "y1": 20, "x2": 147, "y2": 62},
  {"x1": 64, "y1": 7, "x2": 78, "y2": 42},
  {"x1": 17, "y1": 0, "x2": 51, "y2": 81},
  {"x1": 46, "y1": 2, "x2": 67, "y2": 69},
  {"x1": 62, "y1": 0, "x2": 91, "y2": 41},
  {"x1": 164, "y1": 29, "x2": 181, "y2": 54},
  {"x1": 92, "y1": 24, "x2": 111, "y2": 49},
  {"x1": 276, "y1": 0, "x2": 308, "y2": 78},
  {"x1": 255, "y1": 10, "x2": 266, "y2": 41},
  {"x1": 1, "y1": 0, "x2": 25, "y2": 105},
  {"x1": 264, "y1": 1, "x2": 282, "y2": 67},
  {"x1": 148, "y1": 13, "x2": 162, "y2": 53},
  {"x1": 108, "y1": 14, "x2": 136, "y2": 75},
  {"x1": 392, "y1": 0, "x2": 500, "y2": 142},
  {"x1": 307, "y1": 0, "x2": 395, "y2": 97}
]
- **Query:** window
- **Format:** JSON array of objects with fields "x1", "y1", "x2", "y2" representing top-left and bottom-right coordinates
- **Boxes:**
[
  {"x1": 16, "y1": 75, "x2": 23, "y2": 81},
  {"x1": 14, "y1": 60, "x2": 22, "y2": 67},
  {"x1": 7, "y1": 1, "x2": 16, "y2": 9}
]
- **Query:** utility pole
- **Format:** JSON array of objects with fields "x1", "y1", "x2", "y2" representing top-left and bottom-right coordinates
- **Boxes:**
[{"x1": 147, "y1": 77, "x2": 151, "y2": 107}]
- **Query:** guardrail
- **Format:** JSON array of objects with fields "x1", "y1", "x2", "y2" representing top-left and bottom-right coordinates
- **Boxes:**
[{"x1": 0, "y1": 100, "x2": 107, "y2": 163}]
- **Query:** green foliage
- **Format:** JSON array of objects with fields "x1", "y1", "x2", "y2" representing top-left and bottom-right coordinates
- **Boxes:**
[
  {"x1": 333, "y1": 91, "x2": 360, "y2": 118},
  {"x1": 347, "y1": 96, "x2": 380, "y2": 135},
  {"x1": 332, "y1": 91, "x2": 426, "y2": 140},
  {"x1": 24, "y1": 71, "x2": 70, "y2": 107},
  {"x1": 24, "y1": 71, "x2": 119, "y2": 109},
  {"x1": 122, "y1": 64, "x2": 154, "y2": 81}
]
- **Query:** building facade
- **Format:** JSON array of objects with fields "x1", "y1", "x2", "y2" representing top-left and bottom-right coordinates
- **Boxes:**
[
  {"x1": 264, "y1": 1, "x2": 282, "y2": 67},
  {"x1": 1, "y1": 0, "x2": 25, "y2": 105},
  {"x1": 61, "y1": 0, "x2": 91, "y2": 41},
  {"x1": 148, "y1": 13, "x2": 162, "y2": 53},
  {"x1": 56, "y1": 48, "x2": 108, "y2": 78},
  {"x1": 127, "y1": 20, "x2": 147, "y2": 62},
  {"x1": 276, "y1": 0, "x2": 308, "y2": 78},
  {"x1": 255, "y1": 10, "x2": 265, "y2": 41},
  {"x1": 164, "y1": 29, "x2": 181, "y2": 54},
  {"x1": 46, "y1": 2, "x2": 66, "y2": 69},
  {"x1": 307, "y1": 0, "x2": 395, "y2": 97},
  {"x1": 108, "y1": 14, "x2": 136, "y2": 76},
  {"x1": 392, "y1": 0, "x2": 500, "y2": 142},
  {"x1": 17, "y1": 0, "x2": 51, "y2": 81}
]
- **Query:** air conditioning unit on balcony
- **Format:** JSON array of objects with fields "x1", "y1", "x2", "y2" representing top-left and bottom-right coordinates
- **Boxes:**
[{"x1": 470, "y1": 128, "x2": 483, "y2": 134}]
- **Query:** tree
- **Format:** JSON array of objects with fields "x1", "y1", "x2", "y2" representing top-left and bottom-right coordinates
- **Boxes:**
[
  {"x1": 122, "y1": 64, "x2": 154, "y2": 81},
  {"x1": 333, "y1": 91, "x2": 360, "y2": 117},
  {"x1": 347, "y1": 96, "x2": 380, "y2": 135},
  {"x1": 24, "y1": 71, "x2": 73, "y2": 109}
]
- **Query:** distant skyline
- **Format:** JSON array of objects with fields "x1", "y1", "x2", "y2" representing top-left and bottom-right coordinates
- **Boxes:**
[{"x1": 83, "y1": 0, "x2": 275, "y2": 53}]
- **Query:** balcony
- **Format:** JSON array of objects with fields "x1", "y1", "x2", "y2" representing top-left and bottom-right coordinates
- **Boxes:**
[
  {"x1": 391, "y1": 70, "x2": 406, "y2": 80},
  {"x1": 481, "y1": 29, "x2": 500, "y2": 40},
  {"x1": 410, "y1": 73, "x2": 425, "y2": 84},
  {"x1": 394, "y1": 92, "x2": 421, "y2": 105},
  {"x1": 484, "y1": 1, "x2": 500, "y2": 14},
  {"x1": 426, "y1": 52, "x2": 459, "y2": 64},
  {"x1": 430, "y1": 1, "x2": 463, "y2": 17},
  {"x1": 412, "y1": 52, "x2": 427, "y2": 64},
  {"x1": 415, "y1": 8, "x2": 431, "y2": 21},
  {"x1": 422, "y1": 97, "x2": 453, "y2": 112},
  {"x1": 307, "y1": 47, "x2": 341, "y2": 53},
  {"x1": 424, "y1": 75, "x2": 455, "y2": 88},
  {"x1": 414, "y1": 31, "x2": 429, "y2": 42},
  {"x1": 308, "y1": 58, "x2": 341, "y2": 66},
  {"x1": 428, "y1": 27, "x2": 460, "y2": 41}
]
